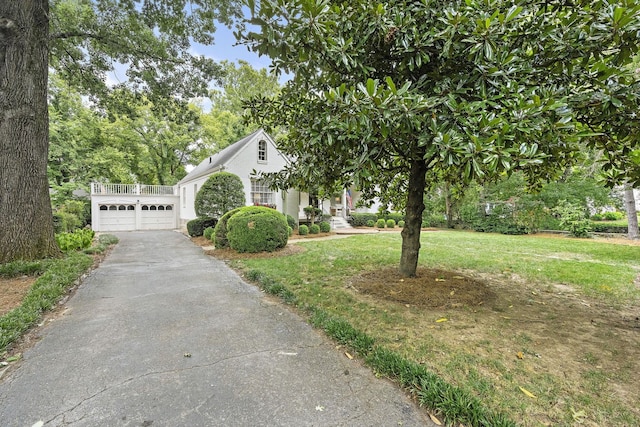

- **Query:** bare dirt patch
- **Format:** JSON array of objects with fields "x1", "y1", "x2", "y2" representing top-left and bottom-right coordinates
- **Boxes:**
[{"x1": 0, "y1": 276, "x2": 37, "y2": 317}]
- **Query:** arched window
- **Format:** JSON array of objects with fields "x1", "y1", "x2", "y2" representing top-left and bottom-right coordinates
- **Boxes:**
[
  {"x1": 127, "y1": 205, "x2": 135, "y2": 210},
  {"x1": 109, "y1": 205, "x2": 117, "y2": 211},
  {"x1": 99, "y1": 205, "x2": 108, "y2": 211},
  {"x1": 258, "y1": 140, "x2": 267, "y2": 162},
  {"x1": 158, "y1": 205, "x2": 165, "y2": 211},
  {"x1": 118, "y1": 205, "x2": 126, "y2": 210},
  {"x1": 150, "y1": 205, "x2": 157, "y2": 211},
  {"x1": 166, "y1": 205, "x2": 173, "y2": 211},
  {"x1": 142, "y1": 205, "x2": 149, "y2": 211}
]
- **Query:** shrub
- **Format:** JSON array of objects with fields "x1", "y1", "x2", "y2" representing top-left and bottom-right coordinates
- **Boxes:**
[
  {"x1": 194, "y1": 172, "x2": 245, "y2": 218},
  {"x1": 286, "y1": 214, "x2": 297, "y2": 229},
  {"x1": 299, "y1": 224, "x2": 309, "y2": 235},
  {"x1": 604, "y1": 211, "x2": 624, "y2": 221},
  {"x1": 349, "y1": 213, "x2": 378, "y2": 227},
  {"x1": 319, "y1": 221, "x2": 331, "y2": 233},
  {"x1": 212, "y1": 207, "x2": 245, "y2": 248},
  {"x1": 386, "y1": 219, "x2": 396, "y2": 228},
  {"x1": 366, "y1": 220, "x2": 375, "y2": 227},
  {"x1": 203, "y1": 226, "x2": 215, "y2": 240},
  {"x1": 553, "y1": 200, "x2": 592, "y2": 238},
  {"x1": 55, "y1": 229, "x2": 95, "y2": 252},
  {"x1": 287, "y1": 226, "x2": 293, "y2": 237},
  {"x1": 309, "y1": 224, "x2": 320, "y2": 234},
  {"x1": 227, "y1": 206, "x2": 289, "y2": 253},
  {"x1": 398, "y1": 220, "x2": 405, "y2": 228},
  {"x1": 376, "y1": 218, "x2": 386, "y2": 228},
  {"x1": 187, "y1": 217, "x2": 217, "y2": 237},
  {"x1": 385, "y1": 213, "x2": 405, "y2": 224}
]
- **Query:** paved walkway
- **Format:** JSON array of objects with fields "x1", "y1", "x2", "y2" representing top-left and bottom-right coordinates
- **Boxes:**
[{"x1": 0, "y1": 231, "x2": 432, "y2": 426}]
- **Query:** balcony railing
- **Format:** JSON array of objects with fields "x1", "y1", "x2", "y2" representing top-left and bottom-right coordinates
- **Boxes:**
[{"x1": 91, "y1": 183, "x2": 177, "y2": 196}]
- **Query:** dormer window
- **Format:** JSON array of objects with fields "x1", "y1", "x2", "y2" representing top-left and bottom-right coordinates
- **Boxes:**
[{"x1": 258, "y1": 140, "x2": 267, "y2": 162}]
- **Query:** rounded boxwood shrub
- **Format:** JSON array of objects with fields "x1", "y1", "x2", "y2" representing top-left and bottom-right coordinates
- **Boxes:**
[
  {"x1": 227, "y1": 206, "x2": 289, "y2": 253},
  {"x1": 309, "y1": 224, "x2": 320, "y2": 234},
  {"x1": 376, "y1": 218, "x2": 386, "y2": 228},
  {"x1": 203, "y1": 226, "x2": 215, "y2": 240},
  {"x1": 287, "y1": 226, "x2": 293, "y2": 237},
  {"x1": 386, "y1": 219, "x2": 396, "y2": 228},
  {"x1": 214, "y1": 206, "x2": 263, "y2": 249},
  {"x1": 366, "y1": 219, "x2": 375, "y2": 227},
  {"x1": 286, "y1": 214, "x2": 297, "y2": 229},
  {"x1": 187, "y1": 217, "x2": 217, "y2": 237},
  {"x1": 319, "y1": 221, "x2": 331, "y2": 233},
  {"x1": 398, "y1": 220, "x2": 405, "y2": 228},
  {"x1": 299, "y1": 224, "x2": 309, "y2": 235}
]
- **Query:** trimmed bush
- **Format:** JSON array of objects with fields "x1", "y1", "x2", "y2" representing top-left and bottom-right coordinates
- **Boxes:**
[
  {"x1": 227, "y1": 206, "x2": 289, "y2": 253},
  {"x1": 309, "y1": 224, "x2": 320, "y2": 234},
  {"x1": 299, "y1": 224, "x2": 309, "y2": 235},
  {"x1": 386, "y1": 219, "x2": 396, "y2": 228},
  {"x1": 286, "y1": 214, "x2": 297, "y2": 229},
  {"x1": 203, "y1": 226, "x2": 215, "y2": 240},
  {"x1": 384, "y1": 213, "x2": 405, "y2": 224},
  {"x1": 398, "y1": 220, "x2": 405, "y2": 228},
  {"x1": 187, "y1": 217, "x2": 217, "y2": 237},
  {"x1": 287, "y1": 226, "x2": 293, "y2": 237},
  {"x1": 319, "y1": 221, "x2": 331, "y2": 233},
  {"x1": 376, "y1": 218, "x2": 386, "y2": 228},
  {"x1": 213, "y1": 206, "x2": 257, "y2": 249},
  {"x1": 349, "y1": 213, "x2": 378, "y2": 227},
  {"x1": 366, "y1": 220, "x2": 375, "y2": 227},
  {"x1": 194, "y1": 172, "x2": 245, "y2": 218}
]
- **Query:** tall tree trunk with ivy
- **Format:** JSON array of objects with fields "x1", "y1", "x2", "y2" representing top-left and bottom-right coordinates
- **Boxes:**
[
  {"x1": 0, "y1": 1, "x2": 60, "y2": 263},
  {"x1": 623, "y1": 182, "x2": 639, "y2": 240}
]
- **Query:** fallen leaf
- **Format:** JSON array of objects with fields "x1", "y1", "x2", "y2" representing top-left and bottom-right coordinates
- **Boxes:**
[
  {"x1": 435, "y1": 278, "x2": 446, "y2": 282},
  {"x1": 516, "y1": 352, "x2": 524, "y2": 359},
  {"x1": 315, "y1": 405, "x2": 325, "y2": 411},
  {"x1": 435, "y1": 318, "x2": 448, "y2": 323},
  {"x1": 428, "y1": 413, "x2": 442, "y2": 425},
  {"x1": 519, "y1": 386, "x2": 537, "y2": 399},
  {"x1": 453, "y1": 276, "x2": 464, "y2": 279},
  {"x1": 183, "y1": 353, "x2": 192, "y2": 358},
  {"x1": 449, "y1": 290, "x2": 455, "y2": 296},
  {"x1": 501, "y1": 316, "x2": 511, "y2": 320},
  {"x1": 6, "y1": 354, "x2": 21, "y2": 363},
  {"x1": 345, "y1": 352, "x2": 353, "y2": 360}
]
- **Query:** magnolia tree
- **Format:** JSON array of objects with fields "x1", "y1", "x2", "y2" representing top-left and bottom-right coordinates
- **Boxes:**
[{"x1": 241, "y1": 0, "x2": 639, "y2": 276}]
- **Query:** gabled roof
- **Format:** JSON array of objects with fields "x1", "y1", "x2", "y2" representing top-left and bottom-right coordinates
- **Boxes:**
[{"x1": 179, "y1": 129, "x2": 267, "y2": 185}]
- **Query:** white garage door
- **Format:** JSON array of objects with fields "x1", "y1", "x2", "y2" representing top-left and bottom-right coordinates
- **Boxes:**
[
  {"x1": 98, "y1": 204, "x2": 136, "y2": 231},
  {"x1": 140, "y1": 204, "x2": 175, "y2": 230}
]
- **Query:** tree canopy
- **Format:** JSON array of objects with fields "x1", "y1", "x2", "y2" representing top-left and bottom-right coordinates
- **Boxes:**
[
  {"x1": 0, "y1": 0, "x2": 243, "y2": 263},
  {"x1": 241, "y1": 0, "x2": 640, "y2": 275}
]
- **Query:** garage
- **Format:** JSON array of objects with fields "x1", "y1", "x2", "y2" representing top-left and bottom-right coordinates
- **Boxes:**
[
  {"x1": 140, "y1": 204, "x2": 176, "y2": 230},
  {"x1": 97, "y1": 205, "x2": 136, "y2": 231}
]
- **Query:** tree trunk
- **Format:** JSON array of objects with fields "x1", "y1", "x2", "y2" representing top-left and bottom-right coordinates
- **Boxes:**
[
  {"x1": 623, "y1": 182, "x2": 638, "y2": 240},
  {"x1": 0, "y1": 1, "x2": 60, "y2": 263},
  {"x1": 399, "y1": 157, "x2": 427, "y2": 277}
]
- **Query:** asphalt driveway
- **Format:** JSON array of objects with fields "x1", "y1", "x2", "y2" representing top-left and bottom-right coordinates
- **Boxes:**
[{"x1": 0, "y1": 231, "x2": 431, "y2": 426}]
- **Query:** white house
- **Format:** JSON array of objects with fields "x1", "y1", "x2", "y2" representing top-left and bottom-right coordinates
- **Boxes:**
[{"x1": 91, "y1": 129, "x2": 380, "y2": 232}]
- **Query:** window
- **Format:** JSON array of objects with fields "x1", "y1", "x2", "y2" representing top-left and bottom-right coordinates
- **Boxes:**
[
  {"x1": 251, "y1": 180, "x2": 274, "y2": 206},
  {"x1": 182, "y1": 187, "x2": 186, "y2": 208},
  {"x1": 258, "y1": 140, "x2": 267, "y2": 162}
]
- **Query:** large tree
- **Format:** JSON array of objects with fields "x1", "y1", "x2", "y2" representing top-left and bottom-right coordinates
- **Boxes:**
[
  {"x1": 242, "y1": 0, "x2": 638, "y2": 276},
  {"x1": 0, "y1": 0, "x2": 241, "y2": 263}
]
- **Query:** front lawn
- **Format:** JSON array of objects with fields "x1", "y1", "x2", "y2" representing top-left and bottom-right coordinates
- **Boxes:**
[{"x1": 221, "y1": 231, "x2": 640, "y2": 426}]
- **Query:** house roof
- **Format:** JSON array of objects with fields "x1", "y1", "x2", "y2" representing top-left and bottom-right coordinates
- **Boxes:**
[{"x1": 178, "y1": 129, "x2": 267, "y2": 185}]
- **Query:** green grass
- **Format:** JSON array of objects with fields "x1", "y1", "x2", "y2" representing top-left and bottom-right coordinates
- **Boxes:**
[
  {"x1": 233, "y1": 230, "x2": 640, "y2": 426},
  {"x1": 0, "y1": 234, "x2": 118, "y2": 355}
]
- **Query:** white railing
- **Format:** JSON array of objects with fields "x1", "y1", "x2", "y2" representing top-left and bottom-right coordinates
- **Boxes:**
[{"x1": 91, "y1": 183, "x2": 177, "y2": 196}]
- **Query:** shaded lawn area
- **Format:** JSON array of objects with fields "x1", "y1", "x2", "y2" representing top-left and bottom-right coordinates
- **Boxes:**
[{"x1": 218, "y1": 230, "x2": 640, "y2": 426}]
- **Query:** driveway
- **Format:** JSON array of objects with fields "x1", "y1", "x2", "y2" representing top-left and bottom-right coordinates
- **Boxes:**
[{"x1": 0, "y1": 231, "x2": 432, "y2": 426}]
